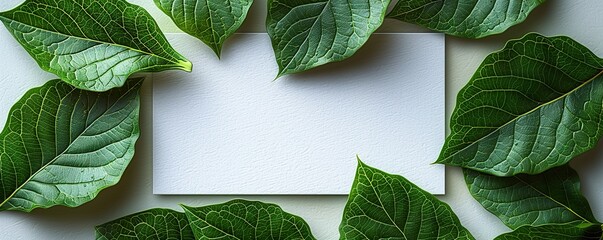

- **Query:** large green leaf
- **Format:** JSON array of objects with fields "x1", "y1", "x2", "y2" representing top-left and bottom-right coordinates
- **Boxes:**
[
  {"x1": 437, "y1": 33, "x2": 603, "y2": 176},
  {"x1": 96, "y1": 208, "x2": 194, "y2": 240},
  {"x1": 154, "y1": 0, "x2": 253, "y2": 57},
  {"x1": 181, "y1": 199, "x2": 316, "y2": 240},
  {"x1": 339, "y1": 159, "x2": 474, "y2": 239},
  {"x1": 464, "y1": 165, "x2": 596, "y2": 229},
  {"x1": 494, "y1": 222, "x2": 603, "y2": 240},
  {"x1": 267, "y1": 0, "x2": 390, "y2": 77},
  {"x1": 388, "y1": 0, "x2": 545, "y2": 38},
  {"x1": 0, "y1": 79, "x2": 141, "y2": 212},
  {"x1": 0, "y1": 0, "x2": 191, "y2": 92}
]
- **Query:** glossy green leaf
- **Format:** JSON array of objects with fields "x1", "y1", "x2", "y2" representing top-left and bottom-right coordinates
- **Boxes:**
[
  {"x1": 267, "y1": 0, "x2": 390, "y2": 77},
  {"x1": 464, "y1": 165, "x2": 596, "y2": 229},
  {"x1": 437, "y1": 33, "x2": 603, "y2": 176},
  {"x1": 0, "y1": 79, "x2": 141, "y2": 212},
  {"x1": 154, "y1": 0, "x2": 253, "y2": 57},
  {"x1": 96, "y1": 208, "x2": 194, "y2": 240},
  {"x1": 340, "y1": 159, "x2": 474, "y2": 240},
  {"x1": 494, "y1": 222, "x2": 603, "y2": 240},
  {"x1": 388, "y1": 0, "x2": 545, "y2": 38},
  {"x1": 181, "y1": 199, "x2": 316, "y2": 240},
  {"x1": 0, "y1": 0, "x2": 191, "y2": 92}
]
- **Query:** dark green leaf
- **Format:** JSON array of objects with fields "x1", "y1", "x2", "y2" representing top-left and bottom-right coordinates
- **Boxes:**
[
  {"x1": 267, "y1": 0, "x2": 389, "y2": 77},
  {"x1": 437, "y1": 33, "x2": 603, "y2": 176},
  {"x1": 464, "y1": 165, "x2": 596, "y2": 229},
  {"x1": 0, "y1": 79, "x2": 142, "y2": 212},
  {"x1": 388, "y1": 0, "x2": 545, "y2": 38},
  {"x1": 340, "y1": 159, "x2": 474, "y2": 240},
  {"x1": 0, "y1": 0, "x2": 191, "y2": 92},
  {"x1": 182, "y1": 199, "x2": 317, "y2": 240},
  {"x1": 96, "y1": 208, "x2": 194, "y2": 240},
  {"x1": 154, "y1": 0, "x2": 253, "y2": 57},
  {"x1": 494, "y1": 222, "x2": 603, "y2": 240}
]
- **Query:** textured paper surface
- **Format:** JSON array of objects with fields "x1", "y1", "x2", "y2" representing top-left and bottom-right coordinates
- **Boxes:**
[{"x1": 153, "y1": 33, "x2": 445, "y2": 195}]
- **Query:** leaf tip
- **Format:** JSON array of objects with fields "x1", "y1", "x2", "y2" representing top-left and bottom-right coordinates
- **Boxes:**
[
  {"x1": 177, "y1": 60, "x2": 193, "y2": 72},
  {"x1": 355, "y1": 155, "x2": 368, "y2": 168},
  {"x1": 275, "y1": 66, "x2": 292, "y2": 80},
  {"x1": 210, "y1": 45, "x2": 223, "y2": 59},
  {"x1": 274, "y1": 73, "x2": 285, "y2": 80}
]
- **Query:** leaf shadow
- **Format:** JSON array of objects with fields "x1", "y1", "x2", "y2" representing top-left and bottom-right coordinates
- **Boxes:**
[
  {"x1": 570, "y1": 139, "x2": 603, "y2": 220},
  {"x1": 282, "y1": 34, "x2": 399, "y2": 84}
]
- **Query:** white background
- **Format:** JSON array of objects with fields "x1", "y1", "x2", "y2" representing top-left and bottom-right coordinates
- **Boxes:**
[
  {"x1": 0, "y1": 0, "x2": 602, "y2": 239},
  {"x1": 153, "y1": 33, "x2": 445, "y2": 195}
]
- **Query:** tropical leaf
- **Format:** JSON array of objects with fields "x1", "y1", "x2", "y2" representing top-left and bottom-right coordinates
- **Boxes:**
[
  {"x1": 0, "y1": 0, "x2": 191, "y2": 92},
  {"x1": 182, "y1": 199, "x2": 317, "y2": 240},
  {"x1": 339, "y1": 158, "x2": 474, "y2": 239},
  {"x1": 0, "y1": 79, "x2": 142, "y2": 212},
  {"x1": 96, "y1": 208, "x2": 194, "y2": 240},
  {"x1": 437, "y1": 33, "x2": 603, "y2": 176},
  {"x1": 388, "y1": 0, "x2": 545, "y2": 38},
  {"x1": 154, "y1": 0, "x2": 253, "y2": 57},
  {"x1": 464, "y1": 165, "x2": 596, "y2": 229},
  {"x1": 267, "y1": 0, "x2": 389, "y2": 77},
  {"x1": 494, "y1": 222, "x2": 603, "y2": 240}
]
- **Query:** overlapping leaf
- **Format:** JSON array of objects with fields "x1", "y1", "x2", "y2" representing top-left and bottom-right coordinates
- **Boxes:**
[
  {"x1": 267, "y1": 0, "x2": 390, "y2": 76},
  {"x1": 388, "y1": 0, "x2": 545, "y2": 38},
  {"x1": 154, "y1": 0, "x2": 253, "y2": 57},
  {"x1": 182, "y1": 199, "x2": 316, "y2": 240},
  {"x1": 437, "y1": 33, "x2": 603, "y2": 176},
  {"x1": 0, "y1": 0, "x2": 191, "y2": 92},
  {"x1": 96, "y1": 208, "x2": 194, "y2": 240},
  {"x1": 494, "y1": 222, "x2": 603, "y2": 240},
  {"x1": 465, "y1": 165, "x2": 596, "y2": 229},
  {"x1": 340, "y1": 159, "x2": 474, "y2": 239},
  {"x1": 0, "y1": 79, "x2": 142, "y2": 212}
]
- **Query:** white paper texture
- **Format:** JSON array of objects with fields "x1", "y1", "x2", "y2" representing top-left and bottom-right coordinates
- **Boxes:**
[{"x1": 153, "y1": 33, "x2": 445, "y2": 195}]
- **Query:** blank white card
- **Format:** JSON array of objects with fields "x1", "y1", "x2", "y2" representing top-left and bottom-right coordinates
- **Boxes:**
[{"x1": 153, "y1": 33, "x2": 445, "y2": 195}]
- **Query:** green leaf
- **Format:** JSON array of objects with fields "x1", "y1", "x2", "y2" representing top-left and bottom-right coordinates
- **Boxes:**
[
  {"x1": 437, "y1": 33, "x2": 603, "y2": 176},
  {"x1": 267, "y1": 0, "x2": 390, "y2": 77},
  {"x1": 154, "y1": 0, "x2": 253, "y2": 57},
  {"x1": 464, "y1": 165, "x2": 596, "y2": 229},
  {"x1": 181, "y1": 199, "x2": 317, "y2": 240},
  {"x1": 0, "y1": 79, "x2": 142, "y2": 212},
  {"x1": 0, "y1": 0, "x2": 191, "y2": 92},
  {"x1": 494, "y1": 222, "x2": 603, "y2": 240},
  {"x1": 340, "y1": 159, "x2": 474, "y2": 240},
  {"x1": 388, "y1": 0, "x2": 545, "y2": 38},
  {"x1": 96, "y1": 208, "x2": 194, "y2": 240}
]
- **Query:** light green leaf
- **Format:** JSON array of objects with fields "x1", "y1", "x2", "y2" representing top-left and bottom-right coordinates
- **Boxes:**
[
  {"x1": 154, "y1": 0, "x2": 253, "y2": 57},
  {"x1": 0, "y1": 0, "x2": 191, "y2": 92},
  {"x1": 95, "y1": 208, "x2": 194, "y2": 240},
  {"x1": 437, "y1": 33, "x2": 603, "y2": 176},
  {"x1": 0, "y1": 79, "x2": 142, "y2": 212},
  {"x1": 340, "y1": 159, "x2": 474, "y2": 240},
  {"x1": 181, "y1": 199, "x2": 317, "y2": 240},
  {"x1": 464, "y1": 165, "x2": 596, "y2": 229},
  {"x1": 494, "y1": 222, "x2": 603, "y2": 240},
  {"x1": 388, "y1": 0, "x2": 545, "y2": 38},
  {"x1": 267, "y1": 0, "x2": 390, "y2": 77}
]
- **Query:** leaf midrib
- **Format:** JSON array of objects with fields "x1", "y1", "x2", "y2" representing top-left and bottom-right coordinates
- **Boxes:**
[
  {"x1": 441, "y1": 68, "x2": 603, "y2": 169},
  {"x1": 277, "y1": 1, "x2": 329, "y2": 76},
  {"x1": 183, "y1": 208, "x2": 241, "y2": 240},
  {"x1": 514, "y1": 176, "x2": 591, "y2": 224},
  {"x1": 0, "y1": 83, "x2": 138, "y2": 209},
  {"x1": 359, "y1": 164, "x2": 408, "y2": 239},
  {"x1": 0, "y1": 15, "x2": 187, "y2": 68}
]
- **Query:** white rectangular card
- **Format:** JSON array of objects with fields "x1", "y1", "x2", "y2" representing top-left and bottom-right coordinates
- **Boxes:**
[{"x1": 153, "y1": 33, "x2": 445, "y2": 195}]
